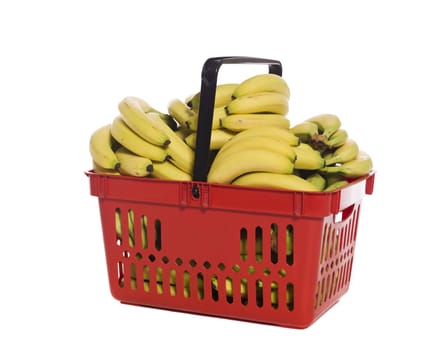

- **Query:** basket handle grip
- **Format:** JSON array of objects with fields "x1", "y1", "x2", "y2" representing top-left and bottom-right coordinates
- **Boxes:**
[{"x1": 192, "y1": 56, "x2": 283, "y2": 182}]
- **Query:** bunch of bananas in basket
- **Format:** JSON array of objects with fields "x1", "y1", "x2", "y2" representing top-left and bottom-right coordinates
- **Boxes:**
[{"x1": 89, "y1": 73, "x2": 373, "y2": 192}]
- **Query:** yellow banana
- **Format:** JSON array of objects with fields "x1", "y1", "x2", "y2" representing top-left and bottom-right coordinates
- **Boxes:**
[
  {"x1": 292, "y1": 143, "x2": 326, "y2": 170},
  {"x1": 219, "y1": 125, "x2": 300, "y2": 149},
  {"x1": 226, "y1": 92, "x2": 289, "y2": 115},
  {"x1": 231, "y1": 172, "x2": 319, "y2": 192},
  {"x1": 208, "y1": 149, "x2": 294, "y2": 184},
  {"x1": 146, "y1": 112, "x2": 195, "y2": 174},
  {"x1": 324, "y1": 139, "x2": 359, "y2": 166},
  {"x1": 151, "y1": 160, "x2": 192, "y2": 181},
  {"x1": 89, "y1": 124, "x2": 120, "y2": 170},
  {"x1": 110, "y1": 116, "x2": 168, "y2": 161},
  {"x1": 167, "y1": 98, "x2": 197, "y2": 127},
  {"x1": 214, "y1": 135, "x2": 297, "y2": 163},
  {"x1": 187, "y1": 83, "x2": 239, "y2": 111},
  {"x1": 232, "y1": 73, "x2": 290, "y2": 99},
  {"x1": 186, "y1": 106, "x2": 227, "y2": 131},
  {"x1": 92, "y1": 161, "x2": 121, "y2": 175},
  {"x1": 118, "y1": 96, "x2": 170, "y2": 146},
  {"x1": 115, "y1": 146, "x2": 153, "y2": 177},
  {"x1": 184, "y1": 128, "x2": 236, "y2": 150},
  {"x1": 220, "y1": 114, "x2": 290, "y2": 131},
  {"x1": 306, "y1": 113, "x2": 341, "y2": 139}
]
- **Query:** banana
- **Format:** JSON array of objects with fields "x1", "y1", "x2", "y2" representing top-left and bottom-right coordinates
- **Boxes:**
[
  {"x1": 220, "y1": 125, "x2": 300, "y2": 149},
  {"x1": 232, "y1": 73, "x2": 290, "y2": 99},
  {"x1": 321, "y1": 150, "x2": 373, "y2": 178},
  {"x1": 151, "y1": 160, "x2": 192, "y2": 181},
  {"x1": 92, "y1": 161, "x2": 121, "y2": 175},
  {"x1": 323, "y1": 180, "x2": 350, "y2": 191},
  {"x1": 118, "y1": 96, "x2": 170, "y2": 146},
  {"x1": 289, "y1": 121, "x2": 319, "y2": 144},
  {"x1": 185, "y1": 106, "x2": 227, "y2": 131},
  {"x1": 187, "y1": 83, "x2": 239, "y2": 111},
  {"x1": 128, "y1": 209, "x2": 135, "y2": 247},
  {"x1": 306, "y1": 113, "x2": 341, "y2": 139},
  {"x1": 207, "y1": 149, "x2": 294, "y2": 184},
  {"x1": 220, "y1": 114, "x2": 290, "y2": 131},
  {"x1": 110, "y1": 116, "x2": 168, "y2": 161},
  {"x1": 115, "y1": 146, "x2": 153, "y2": 177},
  {"x1": 214, "y1": 135, "x2": 297, "y2": 163},
  {"x1": 324, "y1": 128, "x2": 348, "y2": 149},
  {"x1": 292, "y1": 143, "x2": 326, "y2": 170},
  {"x1": 184, "y1": 128, "x2": 236, "y2": 150},
  {"x1": 231, "y1": 172, "x2": 319, "y2": 192},
  {"x1": 145, "y1": 112, "x2": 195, "y2": 174},
  {"x1": 324, "y1": 139, "x2": 359, "y2": 166},
  {"x1": 305, "y1": 172, "x2": 326, "y2": 191},
  {"x1": 89, "y1": 124, "x2": 120, "y2": 170},
  {"x1": 226, "y1": 92, "x2": 289, "y2": 115},
  {"x1": 324, "y1": 173, "x2": 346, "y2": 187},
  {"x1": 167, "y1": 98, "x2": 197, "y2": 127}
]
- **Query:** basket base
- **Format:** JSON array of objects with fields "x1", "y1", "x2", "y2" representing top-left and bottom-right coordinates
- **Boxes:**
[{"x1": 119, "y1": 298, "x2": 341, "y2": 329}]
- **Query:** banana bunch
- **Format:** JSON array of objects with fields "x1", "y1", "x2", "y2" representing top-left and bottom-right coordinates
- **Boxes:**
[
  {"x1": 181, "y1": 74, "x2": 291, "y2": 151},
  {"x1": 89, "y1": 96, "x2": 194, "y2": 181},
  {"x1": 288, "y1": 114, "x2": 374, "y2": 191},
  {"x1": 89, "y1": 71, "x2": 373, "y2": 192}
]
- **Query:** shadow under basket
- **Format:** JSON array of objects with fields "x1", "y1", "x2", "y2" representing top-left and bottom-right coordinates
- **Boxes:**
[{"x1": 86, "y1": 170, "x2": 375, "y2": 329}]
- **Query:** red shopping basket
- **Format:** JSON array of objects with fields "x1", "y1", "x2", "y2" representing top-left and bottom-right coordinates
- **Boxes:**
[{"x1": 86, "y1": 57, "x2": 375, "y2": 329}]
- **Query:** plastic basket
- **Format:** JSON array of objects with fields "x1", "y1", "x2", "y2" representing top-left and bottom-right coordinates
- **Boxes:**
[{"x1": 86, "y1": 56, "x2": 375, "y2": 329}]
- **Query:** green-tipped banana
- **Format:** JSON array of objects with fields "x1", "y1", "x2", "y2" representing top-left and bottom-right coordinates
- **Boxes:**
[
  {"x1": 167, "y1": 98, "x2": 197, "y2": 127},
  {"x1": 232, "y1": 172, "x2": 319, "y2": 192},
  {"x1": 321, "y1": 150, "x2": 373, "y2": 178},
  {"x1": 208, "y1": 149, "x2": 294, "y2": 184},
  {"x1": 115, "y1": 146, "x2": 153, "y2": 177},
  {"x1": 146, "y1": 112, "x2": 195, "y2": 174},
  {"x1": 187, "y1": 83, "x2": 239, "y2": 111},
  {"x1": 118, "y1": 96, "x2": 170, "y2": 146},
  {"x1": 324, "y1": 128, "x2": 348, "y2": 149},
  {"x1": 306, "y1": 113, "x2": 341, "y2": 139},
  {"x1": 324, "y1": 173, "x2": 346, "y2": 187},
  {"x1": 151, "y1": 160, "x2": 192, "y2": 181},
  {"x1": 186, "y1": 106, "x2": 227, "y2": 131},
  {"x1": 220, "y1": 114, "x2": 290, "y2": 131},
  {"x1": 292, "y1": 143, "x2": 325, "y2": 170},
  {"x1": 226, "y1": 92, "x2": 289, "y2": 115},
  {"x1": 89, "y1": 124, "x2": 120, "y2": 170},
  {"x1": 214, "y1": 135, "x2": 297, "y2": 163},
  {"x1": 289, "y1": 121, "x2": 319, "y2": 144},
  {"x1": 323, "y1": 180, "x2": 350, "y2": 191},
  {"x1": 305, "y1": 172, "x2": 326, "y2": 191},
  {"x1": 184, "y1": 128, "x2": 236, "y2": 150},
  {"x1": 110, "y1": 116, "x2": 168, "y2": 161},
  {"x1": 232, "y1": 73, "x2": 290, "y2": 99},
  {"x1": 325, "y1": 139, "x2": 359, "y2": 166}
]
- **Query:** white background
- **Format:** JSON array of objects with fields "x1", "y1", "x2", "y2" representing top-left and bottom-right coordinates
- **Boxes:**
[{"x1": 1, "y1": 0, "x2": 434, "y2": 348}]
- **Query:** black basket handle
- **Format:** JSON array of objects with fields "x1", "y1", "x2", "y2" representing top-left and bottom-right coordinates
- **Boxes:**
[{"x1": 192, "y1": 56, "x2": 283, "y2": 183}]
